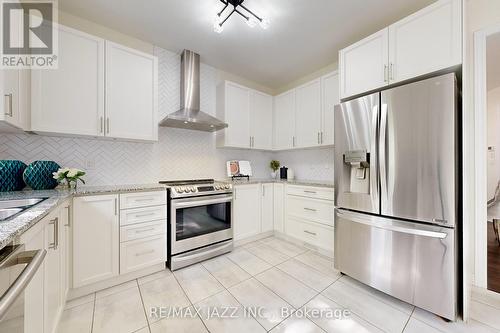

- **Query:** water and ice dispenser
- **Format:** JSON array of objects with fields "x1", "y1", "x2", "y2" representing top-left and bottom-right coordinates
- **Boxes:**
[{"x1": 343, "y1": 150, "x2": 370, "y2": 194}]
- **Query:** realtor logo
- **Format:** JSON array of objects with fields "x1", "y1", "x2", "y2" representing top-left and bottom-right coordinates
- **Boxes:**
[{"x1": 1, "y1": 0, "x2": 58, "y2": 68}]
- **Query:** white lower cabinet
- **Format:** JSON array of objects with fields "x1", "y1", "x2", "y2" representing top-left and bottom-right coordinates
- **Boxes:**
[
  {"x1": 261, "y1": 183, "x2": 274, "y2": 233},
  {"x1": 22, "y1": 219, "x2": 45, "y2": 333},
  {"x1": 285, "y1": 185, "x2": 335, "y2": 253},
  {"x1": 120, "y1": 234, "x2": 166, "y2": 274},
  {"x1": 273, "y1": 183, "x2": 285, "y2": 233},
  {"x1": 233, "y1": 184, "x2": 261, "y2": 241},
  {"x1": 44, "y1": 210, "x2": 62, "y2": 333},
  {"x1": 21, "y1": 200, "x2": 71, "y2": 333},
  {"x1": 286, "y1": 216, "x2": 335, "y2": 251},
  {"x1": 73, "y1": 194, "x2": 119, "y2": 288}
]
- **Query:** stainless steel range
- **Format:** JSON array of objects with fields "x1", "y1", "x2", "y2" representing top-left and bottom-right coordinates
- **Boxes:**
[{"x1": 159, "y1": 179, "x2": 233, "y2": 270}]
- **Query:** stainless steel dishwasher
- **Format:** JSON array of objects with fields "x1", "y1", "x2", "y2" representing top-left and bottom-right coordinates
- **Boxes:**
[{"x1": 0, "y1": 244, "x2": 46, "y2": 332}]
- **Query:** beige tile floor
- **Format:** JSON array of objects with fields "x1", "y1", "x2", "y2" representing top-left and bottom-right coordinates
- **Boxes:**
[{"x1": 57, "y1": 236, "x2": 499, "y2": 333}]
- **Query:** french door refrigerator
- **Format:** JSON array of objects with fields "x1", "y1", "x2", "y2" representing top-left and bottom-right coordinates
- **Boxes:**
[{"x1": 334, "y1": 73, "x2": 459, "y2": 320}]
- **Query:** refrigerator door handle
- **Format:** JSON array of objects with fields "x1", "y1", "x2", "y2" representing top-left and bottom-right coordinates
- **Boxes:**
[
  {"x1": 379, "y1": 103, "x2": 388, "y2": 209},
  {"x1": 370, "y1": 105, "x2": 379, "y2": 209},
  {"x1": 336, "y1": 209, "x2": 447, "y2": 239}
]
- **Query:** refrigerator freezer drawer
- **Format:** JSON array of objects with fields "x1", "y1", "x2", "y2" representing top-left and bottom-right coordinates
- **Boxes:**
[{"x1": 334, "y1": 209, "x2": 456, "y2": 320}]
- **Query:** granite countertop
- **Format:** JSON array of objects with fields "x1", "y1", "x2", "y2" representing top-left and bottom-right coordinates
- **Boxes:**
[
  {"x1": 0, "y1": 184, "x2": 167, "y2": 250},
  {"x1": 221, "y1": 178, "x2": 335, "y2": 188}
]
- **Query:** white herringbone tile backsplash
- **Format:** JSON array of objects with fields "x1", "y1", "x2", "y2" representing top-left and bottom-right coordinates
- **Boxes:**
[{"x1": 0, "y1": 47, "x2": 334, "y2": 186}]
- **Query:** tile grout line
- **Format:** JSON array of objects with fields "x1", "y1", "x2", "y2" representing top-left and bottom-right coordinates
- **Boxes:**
[
  {"x1": 203, "y1": 246, "x2": 296, "y2": 332},
  {"x1": 90, "y1": 292, "x2": 96, "y2": 333},
  {"x1": 171, "y1": 267, "x2": 212, "y2": 333},
  {"x1": 401, "y1": 306, "x2": 416, "y2": 332},
  {"x1": 198, "y1": 257, "x2": 270, "y2": 332},
  {"x1": 135, "y1": 278, "x2": 152, "y2": 332},
  {"x1": 335, "y1": 277, "x2": 415, "y2": 317}
]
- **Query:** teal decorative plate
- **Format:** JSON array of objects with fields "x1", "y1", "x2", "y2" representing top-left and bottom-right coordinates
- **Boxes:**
[
  {"x1": 0, "y1": 160, "x2": 27, "y2": 192},
  {"x1": 23, "y1": 161, "x2": 60, "y2": 190}
]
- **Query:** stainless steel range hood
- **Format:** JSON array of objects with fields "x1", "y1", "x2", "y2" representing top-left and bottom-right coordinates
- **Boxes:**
[{"x1": 159, "y1": 50, "x2": 228, "y2": 132}]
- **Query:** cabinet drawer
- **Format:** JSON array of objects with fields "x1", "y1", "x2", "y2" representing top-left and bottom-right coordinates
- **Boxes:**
[
  {"x1": 120, "y1": 191, "x2": 166, "y2": 209},
  {"x1": 287, "y1": 185, "x2": 334, "y2": 201},
  {"x1": 120, "y1": 220, "x2": 165, "y2": 242},
  {"x1": 120, "y1": 206, "x2": 166, "y2": 226},
  {"x1": 287, "y1": 196, "x2": 334, "y2": 227},
  {"x1": 120, "y1": 234, "x2": 166, "y2": 274},
  {"x1": 286, "y1": 217, "x2": 334, "y2": 252}
]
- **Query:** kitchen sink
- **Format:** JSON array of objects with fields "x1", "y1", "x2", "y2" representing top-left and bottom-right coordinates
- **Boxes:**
[
  {"x1": 0, "y1": 208, "x2": 23, "y2": 221},
  {"x1": 0, "y1": 198, "x2": 48, "y2": 221}
]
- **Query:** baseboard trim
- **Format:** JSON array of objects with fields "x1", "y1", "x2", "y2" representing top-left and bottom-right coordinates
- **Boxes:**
[{"x1": 67, "y1": 263, "x2": 165, "y2": 300}]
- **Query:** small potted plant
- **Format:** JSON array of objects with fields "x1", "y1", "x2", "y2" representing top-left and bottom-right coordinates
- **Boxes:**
[
  {"x1": 270, "y1": 160, "x2": 280, "y2": 179},
  {"x1": 53, "y1": 168, "x2": 86, "y2": 189}
]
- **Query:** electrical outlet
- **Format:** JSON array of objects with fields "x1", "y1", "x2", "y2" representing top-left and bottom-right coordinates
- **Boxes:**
[{"x1": 85, "y1": 159, "x2": 95, "y2": 170}]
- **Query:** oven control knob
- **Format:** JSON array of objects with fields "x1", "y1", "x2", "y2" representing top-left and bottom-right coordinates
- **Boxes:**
[
  {"x1": 225, "y1": 184, "x2": 230, "y2": 189},
  {"x1": 190, "y1": 187, "x2": 196, "y2": 192},
  {"x1": 215, "y1": 185, "x2": 221, "y2": 190},
  {"x1": 178, "y1": 187, "x2": 185, "y2": 193}
]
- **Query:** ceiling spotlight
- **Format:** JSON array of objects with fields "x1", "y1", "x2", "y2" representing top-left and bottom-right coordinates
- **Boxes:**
[{"x1": 214, "y1": 0, "x2": 269, "y2": 33}]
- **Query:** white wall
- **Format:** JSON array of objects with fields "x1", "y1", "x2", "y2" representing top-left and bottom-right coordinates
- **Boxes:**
[{"x1": 487, "y1": 86, "x2": 500, "y2": 200}]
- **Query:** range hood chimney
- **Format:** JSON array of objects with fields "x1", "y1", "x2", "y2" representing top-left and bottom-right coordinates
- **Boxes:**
[{"x1": 159, "y1": 50, "x2": 228, "y2": 132}]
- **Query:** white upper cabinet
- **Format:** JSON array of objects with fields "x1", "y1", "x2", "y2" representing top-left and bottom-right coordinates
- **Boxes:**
[
  {"x1": 274, "y1": 90, "x2": 296, "y2": 150},
  {"x1": 340, "y1": 0, "x2": 462, "y2": 99},
  {"x1": 31, "y1": 25, "x2": 158, "y2": 141},
  {"x1": 31, "y1": 25, "x2": 105, "y2": 136},
  {"x1": 250, "y1": 90, "x2": 273, "y2": 150},
  {"x1": 295, "y1": 79, "x2": 322, "y2": 148},
  {"x1": 217, "y1": 81, "x2": 272, "y2": 150},
  {"x1": 388, "y1": 0, "x2": 462, "y2": 83},
  {"x1": 339, "y1": 28, "x2": 389, "y2": 99},
  {"x1": 0, "y1": 12, "x2": 29, "y2": 132},
  {"x1": 217, "y1": 81, "x2": 251, "y2": 148},
  {"x1": 105, "y1": 41, "x2": 158, "y2": 141},
  {"x1": 321, "y1": 71, "x2": 339, "y2": 146}
]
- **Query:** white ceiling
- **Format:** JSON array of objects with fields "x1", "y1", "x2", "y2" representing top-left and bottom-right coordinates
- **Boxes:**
[
  {"x1": 59, "y1": 0, "x2": 435, "y2": 89},
  {"x1": 488, "y1": 33, "x2": 500, "y2": 91}
]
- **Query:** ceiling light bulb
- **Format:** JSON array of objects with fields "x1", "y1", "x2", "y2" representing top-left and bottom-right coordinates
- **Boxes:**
[
  {"x1": 259, "y1": 18, "x2": 270, "y2": 29},
  {"x1": 213, "y1": 21, "x2": 224, "y2": 34},
  {"x1": 246, "y1": 16, "x2": 258, "y2": 28}
]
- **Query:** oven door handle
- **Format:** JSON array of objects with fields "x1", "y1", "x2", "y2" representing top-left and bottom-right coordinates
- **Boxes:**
[
  {"x1": 0, "y1": 249, "x2": 46, "y2": 321},
  {"x1": 172, "y1": 196, "x2": 232, "y2": 209}
]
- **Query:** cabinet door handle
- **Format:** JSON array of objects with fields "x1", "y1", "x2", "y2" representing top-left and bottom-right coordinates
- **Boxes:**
[
  {"x1": 114, "y1": 198, "x2": 118, "y2": 215},
  {"x1": 252, "y1": 137, "x2": 255, "y2": 148},
  {"x1": 4, "y1": 94, "x2": 13, "y2": 117},
  {"x1": 135, "y1": 228, "x2": 155, "y2": 234},
  {"x1": 292, "y1": 136, "x2": 296, "y2": 147},
  {"x1": 49, "y1": 217, "x2": 59, "y2": 249},
  {"x1": 304, "y1": 190, "x2": 317, "y2": 194},
  {"x1": 106, "y1": 118, "x2": 110, "y2": 134},
  {"x1": 135, "y1": 249, "x2": 155, "y2": 257},
  {"x1": 135, "y1": 198, "x2": 155, "y2": 202},
  {"x1": 134, "y1": 212, "x2": 155, "y2": 218},
  {"x1": 303, "y1": 230, "x2": 317, "y2": 236},
  {"x1": 64, "y1": 206, "x2": 71, "y2": 227},
  {"x1": 317, "y1": 132, "x2": 320, "y2": 144},
  {"x1": 384, "y1": 65, "x2": 388, "y2": 83},
  {"x1": 100, "y1": 117, "x2": 104, "y2": 134},
  {"x1": 304, "y1": 207, "x2": 317, "y2": 212},
  {"x1": 320, "y1": 132, "x2": 324, "y2": 144},
  {"x1": 389, "y1": 63, "x2": 394, "y2": 81}
]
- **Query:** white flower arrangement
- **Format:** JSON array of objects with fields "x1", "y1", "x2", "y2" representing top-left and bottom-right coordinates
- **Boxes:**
[{"x1": 53, "y1": 168, "x2": 86, "y2": 188}]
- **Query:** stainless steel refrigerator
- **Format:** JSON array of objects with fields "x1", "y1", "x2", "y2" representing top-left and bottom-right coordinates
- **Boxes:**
[{"x1": 334, "y1": 73, "x2": 459, "y2": 320}]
